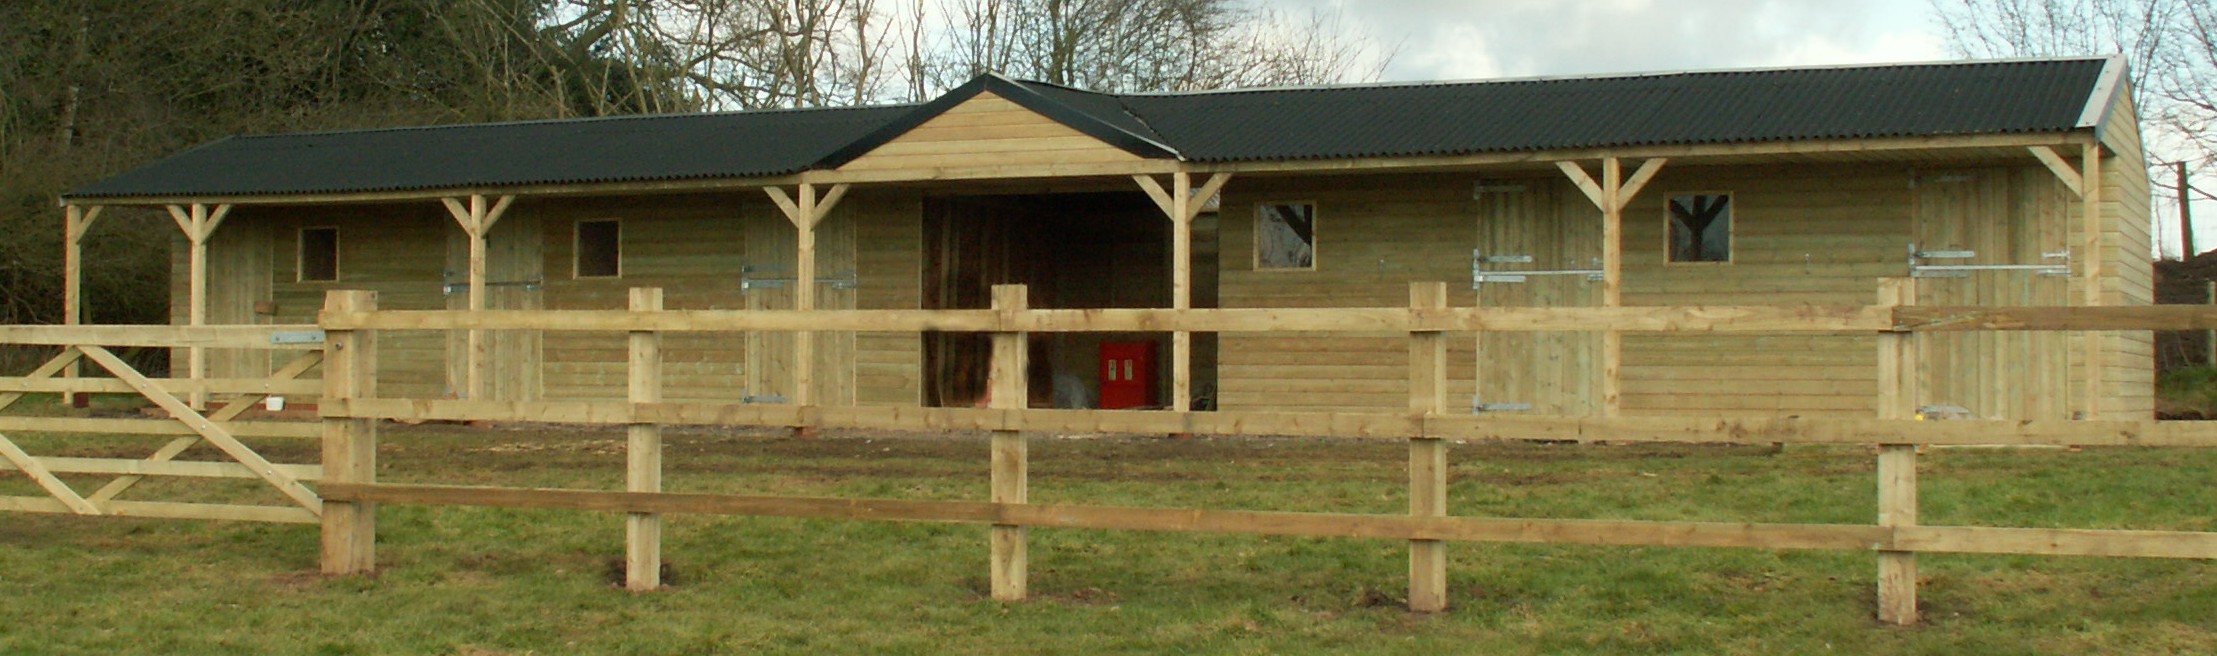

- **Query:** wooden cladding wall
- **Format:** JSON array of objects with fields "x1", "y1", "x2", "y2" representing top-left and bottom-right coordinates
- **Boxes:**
[
  {"x1": 198, "y1": 193, "x2": 927, "y2": 407},
  {"x1": 1216, "y1": 174, "x2": 1482, "y2": 413},
  {"x1": 259, "y1": 204, "x2": 452, "y2": 400},
  {"x1": 2097, "y1": 89, "x2": 2157, "y2": 419},
  {"x1": 1212, "y1": 162, "x2": 2132, "y2": 419},
  {"x1": 837, "y1": 91, "x2": 1143, "y2": 173}
]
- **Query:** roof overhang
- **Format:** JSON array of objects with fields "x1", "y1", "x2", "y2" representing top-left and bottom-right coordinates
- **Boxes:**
[{"x1": 62, "y1": 131, "x2": 2096, "y2": 208}]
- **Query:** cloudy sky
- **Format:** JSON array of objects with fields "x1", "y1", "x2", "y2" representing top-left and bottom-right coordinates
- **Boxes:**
[{"x1": 1280, "y1": 0, "x2": 1950, "y2": 81}]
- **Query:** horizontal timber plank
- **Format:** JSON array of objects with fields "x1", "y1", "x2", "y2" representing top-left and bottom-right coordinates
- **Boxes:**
[
  {"x1": 0, "y1": 496, "x2": 319, "y2": 523},
  {"x1": 0, "y1": 377, "x2": 322, "y2": 396},
  {"x1": 1894, "y1": 306, "x2": 2217, "y2": 331},
  {"x1": 323, "y1": 398, "x2": 2217, "y2": 447},
  {"x1": 0, "y1": 416, "x2": 320, "y2": 439},
  {"x1": 1896, "y1": 526, "x2": 2217, "y2": 559},
  {"x1": 0, "y1": 325, "x2": 323, "y2": 349},
  {"x1": 0, "y1": 456, "x2": 320, "y2": 480},
  {"x1": 316, "y1": 483, "x2": 1884, "y2": 551},
  {"x1": 320, "y1": 306, "x2": 1896, "y2": 334}
]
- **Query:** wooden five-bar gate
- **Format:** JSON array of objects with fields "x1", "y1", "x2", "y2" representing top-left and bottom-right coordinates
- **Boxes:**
[{"x1": 8, "y1": 281, "x2": 2217, "y2": 626}]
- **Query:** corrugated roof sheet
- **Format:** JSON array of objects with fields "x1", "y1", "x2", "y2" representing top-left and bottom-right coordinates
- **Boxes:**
[
  {"x1": 69, "y1": 58, "x2": 2115, "y2": 200},
  {"x1": 1118, "y1": 58, "x2": 2111, "y2": 162},
  {"x1": 69, "y1": 104, "x2": 910, "y2": 199}
]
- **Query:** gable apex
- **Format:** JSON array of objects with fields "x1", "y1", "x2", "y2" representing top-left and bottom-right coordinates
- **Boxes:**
[{"x1": 813, "y1": 74, "x2": 1181, "y2": 170}]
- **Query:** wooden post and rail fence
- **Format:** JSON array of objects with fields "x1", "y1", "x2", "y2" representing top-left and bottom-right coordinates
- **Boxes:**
[{"x1": 10, "y1": 282, "x2": 2217, "y2": 624}]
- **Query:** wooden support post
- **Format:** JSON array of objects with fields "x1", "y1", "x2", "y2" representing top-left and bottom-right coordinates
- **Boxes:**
[
  {"x1": 626, "y1": 287, "x2": 664, "y2": 591},
  {"x1": 2081, "y1": 145, "x2": 2104, "y2": 419},
  {"x1": 796, "y1": 184, "x2": 817, "y2": 412},
  {"x1": 465, "y1": 196, "x2": 488, "y2": 400},
  {"x1": 167, "y1": 203, "x2": 229, "y2": 409},
  {"x1": 62, "y1": 205, "x2": 98, "y2": 408},
  {"x1": 1135, "y1": 172, "x2": 1229, "y2": 416},
  {"x1": 766, "y1": 183, "x2": 847, "y2": 436},
  {"x1": 1557, "y1": 158, "x2": 1661, "y2": 418},
  {"x1": 321, "y1": 290, "x2": 379, "y2": 576},
  {"x1": 440, "y1": 195, "x2": 513, "y2": 401},
  {"x1": 1407, "y1": 282, "x2": 1449, "y2": 612},
  {"x1": 1876, "y1": 278, "x2": 1919, "y2": 625},
  {"x1": 1172, "y1": 172, "x2": 1192, "y2": 413},
  {"x1": 989, "y1": 284, "x2": 1029, "y2": 601},
  {"x1": 1599, "y1": 158, "x2": 1623, "y2": 417}
]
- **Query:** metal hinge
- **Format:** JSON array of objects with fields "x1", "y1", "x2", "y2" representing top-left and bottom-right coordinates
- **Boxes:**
[
  {"x1": 1907, "y1": 244, "x2": 2070, "y2": 279},
  {"x1": 269, "y1": 330, "x2": 326, "y2": 345},
  {"x1": 740, "y1": 265, "x2": 858, "y2": 290},
  {"x1": 1473, "y1": 249, "x2": 1603, "y2": 286},
  {"x1": 1473, "y1": 396, "x2": 1533, "y2": 413},
  {"x1": 442, "y1": 279, "x2": 545, "y2": 295},
  {"x1": 742, "y1": 393, "x2": 788, "y2": 404}
]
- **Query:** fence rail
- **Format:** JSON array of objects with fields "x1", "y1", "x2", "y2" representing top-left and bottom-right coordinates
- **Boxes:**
[
  {"x1": 312, "y1": 304, "x2": 2217, "y2": 334},
  {"x1": 321, "y1": 398, "x2": 2217, "y2": 447},
  {"x1": 11, "y1": 286, "x2": 2217, "y2": 626}
]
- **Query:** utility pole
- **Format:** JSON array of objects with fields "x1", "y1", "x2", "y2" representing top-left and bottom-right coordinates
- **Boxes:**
[{"x1": 2180, "y1": 161, "x2": 2196, "y2": 258}]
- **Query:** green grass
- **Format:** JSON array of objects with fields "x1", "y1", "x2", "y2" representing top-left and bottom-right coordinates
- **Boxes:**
[{"x1": 3, "y1": 423, "x2": 2216, "y2": 655}]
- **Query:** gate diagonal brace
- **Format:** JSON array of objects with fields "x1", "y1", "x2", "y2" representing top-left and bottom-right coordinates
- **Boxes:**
[
  {"x1": 87, "y1": 351, "x2": 325, "y2": 505},
  {"x1": 0, "y1": 347, "x2": 101, "y2": 514},
  {"x1": 78, "y1": 345, "x2": 323, "y2": 515}
]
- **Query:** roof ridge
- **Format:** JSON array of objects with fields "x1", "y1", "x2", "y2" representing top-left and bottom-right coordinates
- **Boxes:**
[
  {"x1": 1112, "y1": 55, "x2": 2118, "y2": 98},
  {"x1": 225, "y1": 102, "x2": 917, "y2": 141}
]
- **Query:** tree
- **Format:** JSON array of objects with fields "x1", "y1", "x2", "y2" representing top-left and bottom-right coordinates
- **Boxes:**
[
  {"x1": 1933, "y1": 0, "x2": 2217, "y2": 255},
  {"x1": 930, "y1": 0, "x2": 1388, "y2": 94}
]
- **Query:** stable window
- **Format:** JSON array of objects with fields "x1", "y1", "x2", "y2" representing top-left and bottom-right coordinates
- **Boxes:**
[
  {"x1": 1255, "y1": 202, "x2": 1316, "y2": 270},
  {"x1": 1666, "y1": 194, "x2": 1732, "y2": 263},
  {"x1": 298, "y1": 227, "x2": 339, "y2": 282},
  {"x1": 575, "y1": 219, "x2": 621, "y2": 278}
]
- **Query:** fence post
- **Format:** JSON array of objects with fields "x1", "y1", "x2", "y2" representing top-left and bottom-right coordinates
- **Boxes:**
[
  {"x1": 321, "y1": 290, "x2": 378, "y2": 575},
  {"x1": 627, "y1": 287, "x2": 664, "y2": 591},
  {"x1": 989, "y1": 284, "x2": 1030, "y2": 601},
  {"x1": 1875, "y1": 278, "x2": 1920, "y2": 625},
  {"x1": 1408, "y1": 282, "x2": 1450, "y2": 612}
]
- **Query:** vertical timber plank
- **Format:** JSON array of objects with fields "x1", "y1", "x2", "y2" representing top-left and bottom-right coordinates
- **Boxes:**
[
  {"x1": 321, "y1": 290, "x2": 378, "y2": 576},
  {"x1": 1408, "y1": 282, "x2": 1449, "y2": 612},
  {"x1": 63, "y1": 205, "x2": 88, "y2": 407},
  {"x1": 466, "y1": 195, "x2": 488, "y2": 401},
  {"x1": 989, "y1": 284, "x2": 1029, "y2": 601},
  {"x1": 1600, "y1": 158, "x2": 1623, "y2": 417},
  {"x1": 2081, "y1": 146, "x2": 2103, "y2": 418},
  {"x1": 1172, "y1": 172, "x2": 1193, "y2": 414},
  {"x1": 627, "y1": 287, "x2": 664, "y2": 591},
  {"x1": 794, "y1": 185, "x2": 818, "y2": 439},
  {"x1": 1876, "y1": 278, "x2": 1919, "y2": 625},
  {"x1": 186, "y1": 204, "x2": 209, "y2": 409}
]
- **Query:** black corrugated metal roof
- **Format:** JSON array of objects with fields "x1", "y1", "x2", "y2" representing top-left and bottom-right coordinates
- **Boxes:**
[
  {"x1": 68, "y1": 57, "x2": 2117, "y2": 200},
  {"x1": 1119, "y1": 58, "x2": 2112, "y2": 162},
  {"x1": 68, "y1": 104, "x2": 910, "y2": 199}
]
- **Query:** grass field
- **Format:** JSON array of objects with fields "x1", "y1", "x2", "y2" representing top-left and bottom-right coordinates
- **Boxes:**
[{"x1": 3, "y1": 419, "x2": 2216, "y2": 655}]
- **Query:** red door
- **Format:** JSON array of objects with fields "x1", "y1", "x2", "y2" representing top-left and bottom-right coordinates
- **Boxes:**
[{"x1": 1099, "y1": 342, "x2": 1154, "y2": 409}]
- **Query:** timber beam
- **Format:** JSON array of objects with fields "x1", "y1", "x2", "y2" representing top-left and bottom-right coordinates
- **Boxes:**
[
  {"x1": 440, "y1": 194, "x2": 516, "y2": 400},
  {"x1": 1133, "y1": 172, "x2": 1231, "y2": 414},
  {"x1": 763, "y1": 183, "x2": 851, "y2": 415},
  {"x1": 163, "y1": 202, "x2": 234, "y2": 409},
  {"x1": 1555, "y1": 157, "x2": 1667, "y2": 416}
]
